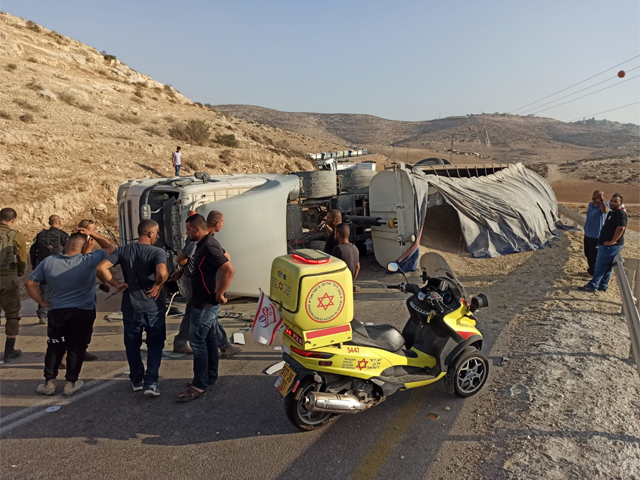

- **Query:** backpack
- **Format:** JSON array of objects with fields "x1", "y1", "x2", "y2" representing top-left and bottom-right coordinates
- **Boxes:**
[
  {"x1": 0, "y1": 229, "x2": 17, "y2": 270},
  {"x1": 36, "y1": 228, "x2": 64, "y2": 264}
]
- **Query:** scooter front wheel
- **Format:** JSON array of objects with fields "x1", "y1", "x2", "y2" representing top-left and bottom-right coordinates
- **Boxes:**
[
  {"x1": 454, "y1": 350, "x2": 489, "y2": 398},
  {"x1": 284, "y1": 378, "x2": 336, "y2": 431}
]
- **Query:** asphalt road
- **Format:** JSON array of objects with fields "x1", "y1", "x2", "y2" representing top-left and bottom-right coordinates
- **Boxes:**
[{"x1": 0, "y1": 251, "x2": 540, "y2": 480}]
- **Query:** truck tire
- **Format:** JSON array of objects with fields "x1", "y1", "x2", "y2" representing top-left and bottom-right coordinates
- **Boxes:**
[
  {"x1": 294, "y1": 171, "x2": 337, "y2": 199},
  {"x1": 338, "y1": 170, "x2": 376, "y2": 194}
]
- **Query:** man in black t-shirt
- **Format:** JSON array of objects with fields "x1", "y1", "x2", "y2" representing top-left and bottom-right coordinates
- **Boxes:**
[
  {"x1": 580, "y1": 193, "x2": 627, "y2": 293},
  {"x1": 323, "y1": 209, "x2": 342, "y2": 254},
  {"x1": 97, "y1": 220, "x2": 168, "y2": 396},
  {"x1": 178, "y1": 212, "x2": 235, "y2": 401}
]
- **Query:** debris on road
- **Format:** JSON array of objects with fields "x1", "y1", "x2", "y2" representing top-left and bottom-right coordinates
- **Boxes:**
[
  {"x1": 232, "y1": 333, "x2": 245, "y2": 345},
  {"x1": 104, "y1": 311, "x2": 123, "y2": 322},
  {"x1": 265, "y1": 361, "x2": 286, "y2": 375},
  {"x1": 45, "y1": 406, "x2": 60, "y2": 412}
]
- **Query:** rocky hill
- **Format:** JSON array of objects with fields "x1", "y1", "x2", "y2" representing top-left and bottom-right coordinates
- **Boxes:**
[
  {"x1": 0, "y1": 13, "x2": 338, "y2": 239},
  {"x1": 215, "y1": 104, "x2": 640, "y2": 151}
]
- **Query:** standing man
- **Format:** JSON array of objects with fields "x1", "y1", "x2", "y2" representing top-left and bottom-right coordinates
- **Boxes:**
[
  {"x1": 0, "y1": 208, "x2": 27, "y2": 362},
  {"x1": 26, "y1": 229, "x2": 115, "y2": 395},
  {"x1": 579, "y1": 194, "x2": 627, "y2": 293},
  {"x1": 30, "y1": 215, "x2": 69, "y2": 324},
  {"x1": 172, "y1": 146, "x2": 182, "y2": 177},
  {"x1": 96, "y1": 220, "x2": 168, "y2": 397},
  {"x1": 323, "y1": 209, "x2": 342, "y2": 254},
  {"x1": 331, "y1": 223, "x2": 361, "y2": 281},
  {"x1": 583, "y1": 191, "x2": 608, "y2": 276},
  {"x1": 178, "y1": 212, "x2": 234, "y2": 401},
  {"x1": 172, "y1": 214, "x2": 240, "y2": 357}
]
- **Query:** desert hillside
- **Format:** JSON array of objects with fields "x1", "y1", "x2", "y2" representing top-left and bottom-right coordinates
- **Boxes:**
[{"x1": 0, "y1": 13, "x2": 344, "y2": 239}]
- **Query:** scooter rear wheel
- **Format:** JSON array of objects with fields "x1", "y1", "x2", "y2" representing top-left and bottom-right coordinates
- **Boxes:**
[
  {"x1": 284, "y1": 379, "x2": 335, "y2": 431},
  {"x1": 453, "y1": 350, "x2": 489, "y2": 398}
]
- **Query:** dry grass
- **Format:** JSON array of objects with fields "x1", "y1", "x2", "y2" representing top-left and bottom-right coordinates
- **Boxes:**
[
  {"x1": 27, "y1": 56, "x2": 38, "y2": 63},
  {"x1": 131, "y1": 96, "x2": 145, "y2": 104},
  {"x1": 19, "y1": 113, "x2": 35, "y2": 123},
  {"x1": 77, "y1": 103, "x2": 95, "y2": 112},
  {"x1": 26, "y1": 20, "x2": 41, "y2": 32},
  {"x1": 105, "y1": 112, "x2": 142, "y2": 124},
  {"x1": 133, "y1": 88, "x2": 144, "y2": 99},
  {"x1": 26, "y1": 79, "x2": 44, "y2": 91},
  {"x1": 169, "y1": 119, "x2": 212, "y2": 146},
  {"x1": 0, "y1": 110, "x2": 12, "y2": 120},
  {"x1": 57, "y1": 91, "x2": 76, "y2": 105},
  {"x1": 13, "y1": 98, "x2": 40, "y2": 111},
  {"x1": 6, "y1": 63, "x2": 17, "y2": 71},
  {"x1": 142, "y1": 125, "x2": 163, "y2": 136}
]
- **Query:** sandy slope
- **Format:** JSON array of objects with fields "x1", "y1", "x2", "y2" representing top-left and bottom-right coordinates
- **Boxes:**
[{"x1": 0, "y1": 13, "x2": 343, "y2": 239}]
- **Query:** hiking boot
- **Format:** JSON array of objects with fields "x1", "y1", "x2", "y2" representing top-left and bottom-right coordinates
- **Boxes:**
[
  {"x1": 173, "y1": 343, "x2": 193, "y2": 354},
  {"x1": 220, "y1": 345, "x2": 242, "y2": 357},
  {"x1": 36, "y1": 380, "x2": 56, "y2": 395},
  {"x1": 144, "y1": 385, "x2": 160, "y2": 397},
  {"x1": 63, "y1": 380, "x2": 84, "y2": 396},
  {"x1": 83, "y1": 351, "x2": 98, "y2": 361},
  {"x1": 3, "y1": 349, "x2": 22, "y2": 362}
]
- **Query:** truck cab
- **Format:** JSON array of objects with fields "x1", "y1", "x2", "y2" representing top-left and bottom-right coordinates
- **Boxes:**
[{"x1": 117, "y1": 173, "x2": 300, "y2": 297}]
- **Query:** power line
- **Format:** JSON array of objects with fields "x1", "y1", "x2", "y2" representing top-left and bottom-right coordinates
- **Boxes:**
[
  {"x1": 568, "y1": 102, "x2": 640, "y2": 122},
  {"x1": 508, "y1": 54, "x2": 640, "y2": 113},
  {"x1": 528, "y1": 74, "x2": 639, "y2": 116},
  {"x1": 519, "y1": 66, "x2": 639, "y2": 115}
]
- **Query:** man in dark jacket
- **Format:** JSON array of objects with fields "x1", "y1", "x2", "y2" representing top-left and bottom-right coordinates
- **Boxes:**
[{"x1": 30, "y1": 215, "x2": 69, "y2": 324}]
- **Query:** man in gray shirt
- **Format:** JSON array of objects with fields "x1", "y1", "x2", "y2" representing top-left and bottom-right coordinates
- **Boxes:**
[{"x1": 26, "y1": 229, "x2": 116, "y2": 396}]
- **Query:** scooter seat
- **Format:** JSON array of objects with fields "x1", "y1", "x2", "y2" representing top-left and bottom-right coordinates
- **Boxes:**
[{"x1": 348, "y1": 320, "x2": 406, "y2": 352}]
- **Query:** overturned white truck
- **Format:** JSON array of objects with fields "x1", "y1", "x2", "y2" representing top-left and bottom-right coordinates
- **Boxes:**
[{"x1": 117, "y1": 163, "x2": 559, "y2": 297}]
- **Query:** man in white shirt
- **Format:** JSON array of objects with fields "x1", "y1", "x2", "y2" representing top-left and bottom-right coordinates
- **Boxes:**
[{"x1": 172, "y1": 146, "x2": 182, "y2": 177}]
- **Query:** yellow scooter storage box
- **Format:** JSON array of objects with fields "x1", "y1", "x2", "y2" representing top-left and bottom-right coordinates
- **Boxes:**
[{"x1": 270, "y1": 249, "x2": 353, "y2": 335}]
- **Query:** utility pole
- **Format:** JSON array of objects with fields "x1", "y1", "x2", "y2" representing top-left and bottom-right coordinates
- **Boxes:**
[{"x1": 449, "y1": 134, "x2": 455, "y2": 164}]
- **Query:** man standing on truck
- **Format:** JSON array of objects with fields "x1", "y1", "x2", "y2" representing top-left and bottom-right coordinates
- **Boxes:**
[
  {"x1": 96, "y1": 220, "x2": 169, "y2": 397},
  {"x1": 30, "y1": 215, "x2": 69, "y2": 325},
  {"x1": 323, "y1": 209, "x2": 342, "y2": 254},
  {"x1": 26, "y1": 228, "x2": 116, "y2": 396},
  {"x1": 178, "y1": 212, "x2": 235, "y2": 401},
  {"x1": 0, "y1": 208, "x2": 28, "y2": 362},
  {"x1": 171, "y1": 214, "x2": 240, "y2": 357},
  {"x1": 172, "y1": 146, "x2": 182, "y2": 177}
]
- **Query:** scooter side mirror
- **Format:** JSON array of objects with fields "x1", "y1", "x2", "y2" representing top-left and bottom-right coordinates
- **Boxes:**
[
  {"x1": 470, "y1": 294, "x2": 488, "y2": 312},
  {"x1": 387, "y1": 263, "x2": 399, "y2": 273}
]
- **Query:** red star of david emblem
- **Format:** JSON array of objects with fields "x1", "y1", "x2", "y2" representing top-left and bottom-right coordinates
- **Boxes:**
[
  {"x1": 317, "y1": 292, "x2": 335, "y2": 311},
  {"x1": 357, "y1": 359, "x2": 368, "y2": 371}
]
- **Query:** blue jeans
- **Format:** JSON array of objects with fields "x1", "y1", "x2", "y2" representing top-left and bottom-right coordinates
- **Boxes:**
[
  {"x1": 175, "y1": 165, "x2": 181, "y2": 176},
  {"x1": 586, "y1": 244, "x2": 623, "y2": 290},
  {"x1": 123, "y1": 311, "x2": 166, "y2": 387},
  {"x1": 175, "y1": 302, "x2": 230, "y2": 348},
  {"x1": 189, "y1": 304, "x2": 220, "y2": 390}
]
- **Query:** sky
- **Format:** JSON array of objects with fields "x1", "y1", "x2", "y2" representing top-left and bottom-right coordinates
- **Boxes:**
[{"x1": 4, "y1": 0, "x2": 640, "y2": 124}]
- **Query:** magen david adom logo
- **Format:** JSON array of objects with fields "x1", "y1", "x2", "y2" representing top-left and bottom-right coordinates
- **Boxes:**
[{"x1": 305, "y1": 280, "x2": 345, "y2": 323}]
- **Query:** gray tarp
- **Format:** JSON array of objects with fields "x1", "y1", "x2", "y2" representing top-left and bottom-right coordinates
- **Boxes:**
[{"x1": 411, "y1": 163, "x2": 560, "y2": 259}]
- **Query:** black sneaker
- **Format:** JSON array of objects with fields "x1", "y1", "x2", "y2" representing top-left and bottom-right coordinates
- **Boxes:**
[
  {"x1": 578, "y1": 285, "x2": 597, "y2": 293},
  {"x1": 3, "y1": 349, "x2": 22, "y2": 362},
  {"x1": 597, "y1": 287, "x2": 608, "y2": 292},
  {"x1": 143, "y1": 385, "x2": 160, "y2": 397}
]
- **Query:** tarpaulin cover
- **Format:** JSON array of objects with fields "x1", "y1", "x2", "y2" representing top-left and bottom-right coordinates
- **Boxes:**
[{"x1": 399, "y1": 163, "x2": 559, "y2": 269}]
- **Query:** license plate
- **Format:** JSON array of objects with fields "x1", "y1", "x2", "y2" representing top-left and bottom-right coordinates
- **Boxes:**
[{"x1": 275, "y1": 363, "x2": 296, "y2": 397}]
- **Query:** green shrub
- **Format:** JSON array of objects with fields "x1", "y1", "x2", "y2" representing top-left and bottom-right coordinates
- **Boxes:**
[
  {"x1": 6, "y1": 63, "x2": 17, "y2": 71},
  {"x1": 142, "y1": 125, "x2": 163, "y2": 136},
  {"x1": 0, "y1": 110, "x2": 12, "y2": 119},
  {"x1": 19, "y1": 113, "x2": 35, "y2": 123},
  {"x1": 169, "y1": 119, "x2": 212, "y2": 146},
  {"x1": 77, "y1": 103, "x2": 95, "y2": 112},
  {"x1": 215, "y1": 133, "x2": 239, "y2": 148},
  {"x1": 27, "y1": 57, "x2": 38, "y2": 63},
  {"x1": 100, "y1": 50, "x2": 116, "y2": 61}
]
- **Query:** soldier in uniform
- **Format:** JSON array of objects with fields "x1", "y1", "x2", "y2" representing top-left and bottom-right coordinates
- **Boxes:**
[
  {"x1": 30, "y1": 215, "x2": 69, "y2": 324},
  {"x1": 0, "y1": 208, "x2": 28, "y2": 362}
]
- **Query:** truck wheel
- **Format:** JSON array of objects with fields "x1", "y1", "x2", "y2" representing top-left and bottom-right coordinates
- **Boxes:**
[
  {"x1": 453, "y1": 350, "x2": 489, "y2": 398},
  {"x1": 284, "y1": 379, "x2": 335, "y2": 431},
  {"x1": 293, "y1": 171, "x2": 337, "y2": 198}
]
